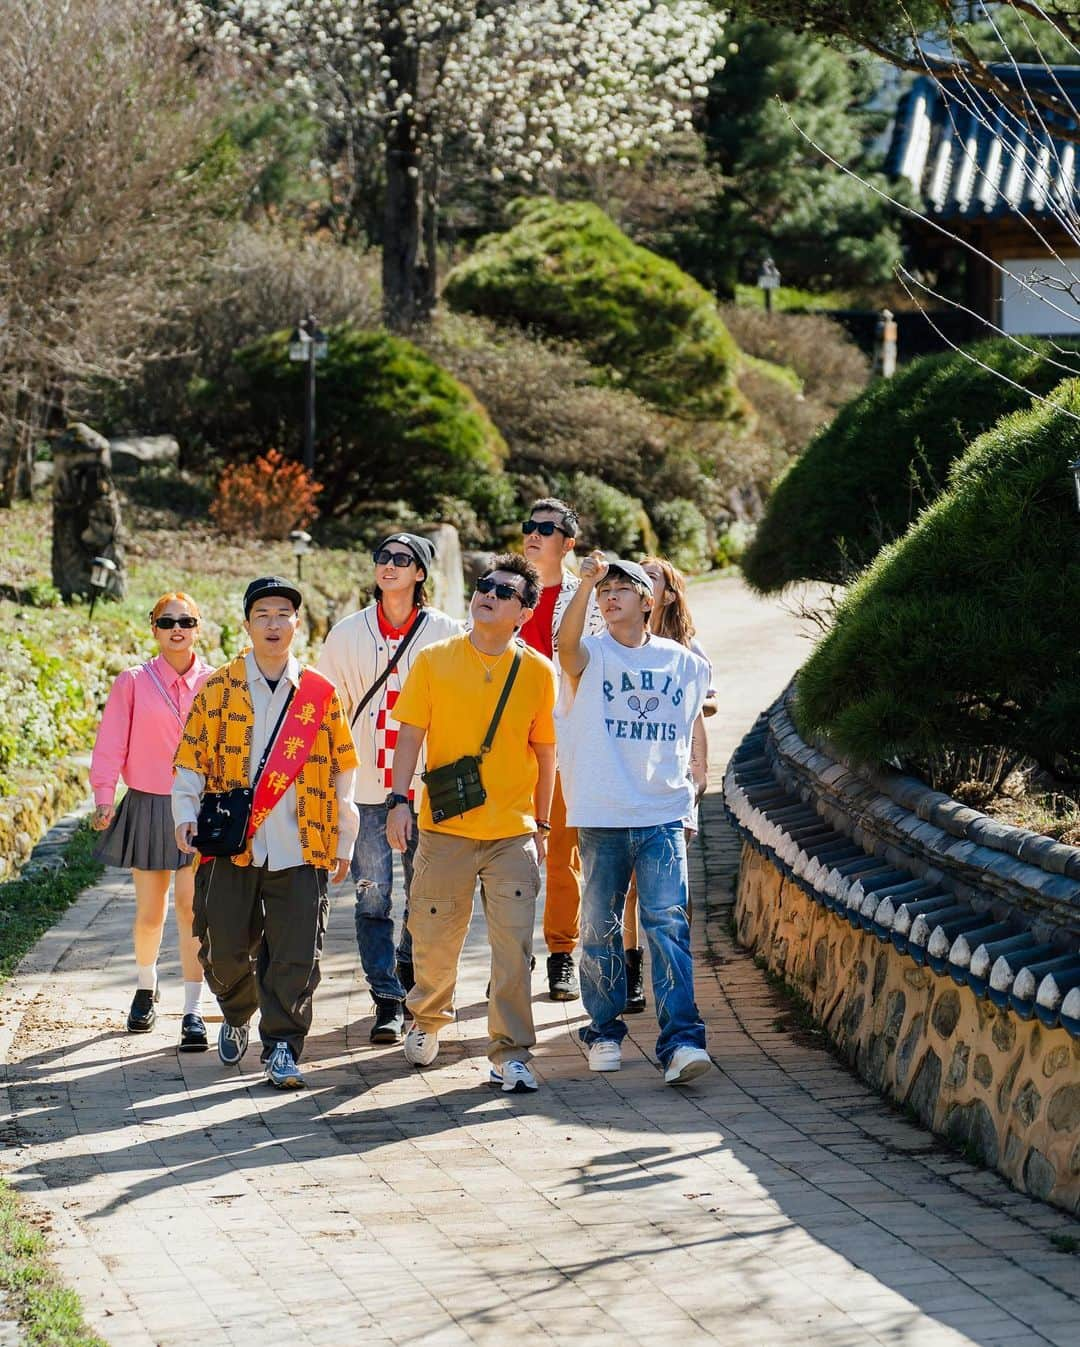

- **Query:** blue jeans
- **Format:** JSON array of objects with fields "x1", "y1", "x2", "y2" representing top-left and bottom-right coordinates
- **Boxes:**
[
  {"x1": 577, "y1": 823, "x2": 706, "y2": 1067},
  {"x1": 351, "y1": 802, "x2": 416, "y2": 1001}
]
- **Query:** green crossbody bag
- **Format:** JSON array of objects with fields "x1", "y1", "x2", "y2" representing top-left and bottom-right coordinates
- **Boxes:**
[{"x1": 423, "y1": 648, "x2": 522, "y2": 823}]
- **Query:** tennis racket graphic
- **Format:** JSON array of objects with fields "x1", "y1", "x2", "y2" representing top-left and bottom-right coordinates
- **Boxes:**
[{"x1": 627, "y1": 695, "x2": 660, "y2": 720}]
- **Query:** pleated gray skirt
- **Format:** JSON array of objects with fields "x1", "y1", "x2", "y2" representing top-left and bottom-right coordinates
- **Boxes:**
[{"x1": 94, "y1": 788, "x2": 188, "y2": 871}]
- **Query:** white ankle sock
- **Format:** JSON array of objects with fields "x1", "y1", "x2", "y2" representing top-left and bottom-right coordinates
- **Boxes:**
[
  {"x1": 136, "y1": 964, "x2": 157, "y2": 992},
  {"x1": 183, "y1": 981, "x2": 204, "y2": 1015}
]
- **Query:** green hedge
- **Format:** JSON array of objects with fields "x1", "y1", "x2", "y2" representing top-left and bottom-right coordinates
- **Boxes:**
[
  {"x1": 444, "y1": 198, "x2": 746, "y2": 422},
  {"x1": 742, "y1": 337, "x2": 1080, "y2": 591},
  {"x1": 203, "y1": 323, "x2": 515, "y2": 525},
  {"x1": 794, "y1": 379, "x2": 1080, "y2": 779}
]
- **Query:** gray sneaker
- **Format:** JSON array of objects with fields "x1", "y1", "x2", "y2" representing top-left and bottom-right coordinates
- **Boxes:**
[
  {"x1": 264, "y1": 1041, "x2": 305, "y2": 1089},
  {"x1": 217, "y1": 1021, "x2": 249, "y2": 1066}
]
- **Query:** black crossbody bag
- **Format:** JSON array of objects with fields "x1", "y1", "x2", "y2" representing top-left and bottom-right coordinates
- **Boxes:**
[
  {"x1": 193, "y1": 688, "x2": 296, "y2": 857},
  {"x1": 423, "y1": 649, "x2": 522, "y2": 823}
]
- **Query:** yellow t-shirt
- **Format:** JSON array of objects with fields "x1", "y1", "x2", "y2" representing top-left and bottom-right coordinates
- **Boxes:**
[{"x1": 392, "y1": 634, "x2": 557, "y2": 839}]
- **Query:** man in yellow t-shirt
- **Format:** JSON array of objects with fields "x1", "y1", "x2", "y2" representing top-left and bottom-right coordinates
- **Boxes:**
[{"x1": 387, "y1": 553, "x2": 557, "y2": 1093}]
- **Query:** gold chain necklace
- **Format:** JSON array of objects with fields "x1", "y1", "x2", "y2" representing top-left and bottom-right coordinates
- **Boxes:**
[{"x1": 469, "y1": 640, "x2": 509, "y2": 683}]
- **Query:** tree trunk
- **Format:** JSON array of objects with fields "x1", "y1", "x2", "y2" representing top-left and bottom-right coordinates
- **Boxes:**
[
  {"x1": 51, "y1": 422, "x2": 126, "y2": 602},
  {"x1": 380, "y1": 10, "x2": 435, "y2": 330}
]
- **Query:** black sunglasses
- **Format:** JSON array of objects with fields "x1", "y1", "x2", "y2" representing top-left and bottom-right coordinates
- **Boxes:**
[
  {"x1": 475, "y1": 577, "x2": 525, "y2": 603},
  {"x1": 373, "y1": 549, "x2": 417, "y2": 568},
  {"x1": 154, "y1": 616, "x2": 198, "y2": 629},
  {"x1": 522, "y1": 519, "x2": 569, "y2": 537}
]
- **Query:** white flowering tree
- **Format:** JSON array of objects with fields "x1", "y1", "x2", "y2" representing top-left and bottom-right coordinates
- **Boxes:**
[{"x1": 183, "y1": 1, "x2": 725, "y2": 327}]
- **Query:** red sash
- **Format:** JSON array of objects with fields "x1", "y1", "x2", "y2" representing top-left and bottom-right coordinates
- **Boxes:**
[{"x1": 248, "y1": 669, "x2": 335, "y2": 836}]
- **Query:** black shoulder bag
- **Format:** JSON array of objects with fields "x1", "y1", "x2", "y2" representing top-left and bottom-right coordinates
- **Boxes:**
[
  {"x1": 423, "y1": 649, "x2": 522, "y2": 823},
  {"x1": 193, "y1": 687, "x2": 296, "y2": 857},
  {"x1": 350, "y1": 610, "x2": 427, "y2": 730}
]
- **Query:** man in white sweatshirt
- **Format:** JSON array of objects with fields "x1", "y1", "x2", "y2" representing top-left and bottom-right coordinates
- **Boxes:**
[{"x1": 317, "y1": 533, "x2": 461, "y2": 1043}]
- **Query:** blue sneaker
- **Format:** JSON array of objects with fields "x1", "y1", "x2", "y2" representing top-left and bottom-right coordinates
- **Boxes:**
[
  {"x1": 217, "y1": 1022, "x2": 249, "y2": 1065},
  {"x1": 264, "y1": 1041, "x2": 305, "y2": 1089}
]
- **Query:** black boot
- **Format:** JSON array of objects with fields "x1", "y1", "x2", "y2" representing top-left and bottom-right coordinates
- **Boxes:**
[
  {"x1": 624, "y1": 948, "x2": 646, "y2": 1014},
  {"x1": 370, "y1": 997, "x2": 406, "y2": 1044},
  {"x1": 127, "y1": 987, "x2": 158, "y2": 1033},
  {"x1": 547, "y1": 952, "x2": 579, "y2": 1002}
]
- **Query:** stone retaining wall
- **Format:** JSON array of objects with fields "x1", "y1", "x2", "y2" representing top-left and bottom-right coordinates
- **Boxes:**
[
  {"x1": 0, "y1": 756, "x2": 90, "y2": 883},
  {"x1": 726, "y1": 689, "x2": 1080, "y2": 1212}
]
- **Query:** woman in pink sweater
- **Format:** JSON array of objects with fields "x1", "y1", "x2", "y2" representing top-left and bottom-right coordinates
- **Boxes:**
[{"x1": 90, "y1": 592, "x2": 212, "y2": 1048}]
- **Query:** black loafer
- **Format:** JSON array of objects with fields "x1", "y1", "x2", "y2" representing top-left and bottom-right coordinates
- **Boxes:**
[
  {"x1": 127, "y1": 988, "x2": 157, "y2": 1033},
  {"x1": 179, "y1": 1012, "x2": 209, "y2": 1052}
]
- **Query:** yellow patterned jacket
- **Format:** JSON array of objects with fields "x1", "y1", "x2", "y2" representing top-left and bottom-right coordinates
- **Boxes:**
[{"x1": 174, "y1": 655, "x2": 358, "y2": 868}]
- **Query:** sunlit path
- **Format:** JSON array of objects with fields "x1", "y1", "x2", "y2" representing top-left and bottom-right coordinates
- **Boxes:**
[{"x1": 3, "y1": 577, "x2": 1079, "y2": 1347}]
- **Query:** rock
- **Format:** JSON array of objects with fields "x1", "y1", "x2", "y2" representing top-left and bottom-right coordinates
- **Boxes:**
[
  {"x1": 1048, "y1": 1084, "x2": 1080, "y2": 1133},
  {"x1": 813, "y1": 936, "x2": 829, "y2": 989},
  {"x1": 108, "y1": 435, "x2": 180, "y2": 471},
  {"x1": 50, "y1": 422, "x2": 126, "y2": 601},
  {"x1": 973, "y1": 1053, "x2": 994, "y2": 1088},
  {"x1": 1013, "y1": 1081, "x2": 1042, "y2": 1128},
  {"x1": 998, "y1": 1051, "x2": 1022, "y2": 1113},
  {"x1": 422, "y1": 523, "x2": 465, "y2": 620},
  {"x1": 1042, "y1": 1046, "x2": 1070, "y2": 1079},
  {"x1": 856, "y1": 960, "x2": 868, "y2": 985},
  {"x1": 896, "y1": 1013, "x2": 925, "y2": 1086},
  {"x1": 907, "y1": 1049, "x2": 942, "y2": 1128},
  {"x1": 947, "y1": 1043, "x2": 970, "y2": 1089},
  {"x1": 931, "y1": 990, "x2": 961, "y2": 1039},
  {"x1": 1071, "y1": 1141, "x2": 1080, "y2": 1176},
  {"x1": 944, "y1": 1099, "x2": 1000, "y2": 1167},
  {"x1": 841, "y1": 993, "x2": 865, "y2": 1041},
  {"x1": 872, "y1": 952, "x2": 888, "y2": 1001},
  {"x1": 1005, "y1": 1130, "x2": 1023, "y2": 1169},
  {"x1": 1023, "y1": 1147, "x2": 1057, "y2": 1201},
  {"x1": 461, "y1": 548, "x2": 495, "y2": 592},
  {"x1": 904, "y1": 967, "x2": 932, "y2": 990},
  {"x1": 1028, "y1": 1023, "x2": 1042, "y2": 1061},
  {"x1": 992, "y1": 1013, "x2": 1016, "y2": 1053}
]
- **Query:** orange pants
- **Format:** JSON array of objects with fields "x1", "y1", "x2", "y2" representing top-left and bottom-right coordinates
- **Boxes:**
[{"x1": 543, "y1": 772, "x2": 581, "y2": 954}]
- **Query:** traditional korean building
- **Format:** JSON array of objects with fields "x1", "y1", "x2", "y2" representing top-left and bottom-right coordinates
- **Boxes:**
[{"x1": 887, "y1": 64, "x2": 1080, "y2": 335}]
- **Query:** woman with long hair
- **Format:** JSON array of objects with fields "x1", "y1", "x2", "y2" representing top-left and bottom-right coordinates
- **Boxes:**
[
  {"x1": 90, "y1": 593, "x2": 212, "y2": 1048},
  {"x1": 619, "y1": 557, "x2": 717, "y2": 1013}
]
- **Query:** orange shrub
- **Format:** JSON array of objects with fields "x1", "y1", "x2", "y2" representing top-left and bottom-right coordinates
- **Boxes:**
[{"x1": 209, "y1": 449, "x2": 322, "y2": 539}]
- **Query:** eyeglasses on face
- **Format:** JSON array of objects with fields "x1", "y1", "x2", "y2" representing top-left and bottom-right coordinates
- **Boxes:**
[
  {"x1": 373, "y1": 549, "x2": 416, "y2": 568},
  {"x1": 522, "y1": 519, "x2": 568, "y2": 537},
  {"x1": 154, "y1": 615, "x2": 198, "y2": 629},
  {"x1": 475, "y1": 577, "x2": 525, "y2": 603}
]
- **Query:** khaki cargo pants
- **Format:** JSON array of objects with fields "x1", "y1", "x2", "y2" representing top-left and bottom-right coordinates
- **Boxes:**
[{"x1": 405, "y1": 830, "x2": 540, "y2": 1065}]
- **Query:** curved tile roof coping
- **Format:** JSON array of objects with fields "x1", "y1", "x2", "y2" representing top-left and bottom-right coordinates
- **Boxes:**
[{"x1": 764, "y1": 684, "x2": 1080, "y2": 936}]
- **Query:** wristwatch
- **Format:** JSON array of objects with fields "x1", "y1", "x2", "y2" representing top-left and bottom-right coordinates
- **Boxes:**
[
  {"x1": 535, "y1": 819, "x2": 552, "y2": 832},
  {"x1": 386, "y1": 792, "x2": 410, "y2": 808}
]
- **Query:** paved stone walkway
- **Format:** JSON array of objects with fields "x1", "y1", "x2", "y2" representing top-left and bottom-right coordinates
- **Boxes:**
[{"x1": 3, "y1": 577, "x2": 1080, "y2": 1347}]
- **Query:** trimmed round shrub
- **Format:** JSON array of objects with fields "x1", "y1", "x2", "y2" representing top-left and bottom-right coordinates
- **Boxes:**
[
  {"x1": 742, "y1": 337, "x2": 1080, "y2": 592},
  {"x1": 794, "y1": 379, "x2": 1080, "y2": 781},
  {"x1": 444, "y1": 197, "x2": 746, "y2": 422},
  {"x1": 564, "y1": 473, "x2": 654, "y2": 556},
  {"x1": 201, "y1": 323, "x2": 514, "y2": 526},
  {"x1": 651, "y1": 498, "x2": 711, "y2": 574}
]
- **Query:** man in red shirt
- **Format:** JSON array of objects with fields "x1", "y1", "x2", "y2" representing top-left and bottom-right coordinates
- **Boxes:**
[{"x1": 518, "y1": 498, "x2": 604, "y2": 1000}]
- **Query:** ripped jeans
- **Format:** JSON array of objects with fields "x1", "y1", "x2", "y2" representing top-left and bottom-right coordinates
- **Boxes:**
[
  {"x1": 577, "y1": 823, "x2": 706, "y2": 1067},
  {"x1": 351, "y1": 802, "x2": 416, "y2": 1002}
]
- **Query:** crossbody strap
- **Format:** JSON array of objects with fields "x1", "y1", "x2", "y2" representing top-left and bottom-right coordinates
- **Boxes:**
[
  {"x1": 350, "y1": 610, "x2": 427, "y2": 730},
  {"x1": 143, "y1": 661, "x2": 185, "y2": 728},
  {"x1": 480, "y1": 648, "x2": 522, "y2": 756},
  {"x1": 251, "y1": 686, "x2": 297, "y2": 789}
]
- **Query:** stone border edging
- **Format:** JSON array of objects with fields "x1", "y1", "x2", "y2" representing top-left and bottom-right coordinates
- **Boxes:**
[{"x1": 757, "y1": 685, "x2": 1080, "y2": 942}]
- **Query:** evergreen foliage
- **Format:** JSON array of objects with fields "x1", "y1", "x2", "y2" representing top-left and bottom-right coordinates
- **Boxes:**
[
  {"x1": 742, "y1": 338, "x2": 1080, "y2": 592},
  {"x1": 204, "y1": 323, "x2": 515, "y2": 525},
  {"x1": 794, "y1": 380, "x2": 1080, "y2": 781},
  {"x1": 676, "y1": 18, "x2": 903, "y2": 295},
  {"x1": 444, "y1": 197, "x2": 745, "y2": 421}
]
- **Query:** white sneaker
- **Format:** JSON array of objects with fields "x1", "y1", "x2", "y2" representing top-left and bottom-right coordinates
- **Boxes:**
[
  {"x1": 489, "y1": 1060, "x2": 538, "y2": 1093},
  {"x1": 403, "y1": 1026, "x2": 438, "y2": 1067},
  {"x1": 664, "y1": 1046, "x2": 711, "y2": 1085},
  {"x1": 588, "y1": 1040, "x2": 622, "y2": 1072}
]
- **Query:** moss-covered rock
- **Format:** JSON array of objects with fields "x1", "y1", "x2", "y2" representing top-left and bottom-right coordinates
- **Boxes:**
[
  {"x1": 444, "y1": 198, "x2": 746, "y2": 422},
  {"x1": 794, "y1": 379, "x2": 1080, "y2": 778},
  {"x1": 742, "y1": 338, "x2": 1080, "y2": 592}
]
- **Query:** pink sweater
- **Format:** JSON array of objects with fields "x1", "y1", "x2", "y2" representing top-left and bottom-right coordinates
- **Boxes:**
[{"x1": 90, "y1": 653, "x2": 213, "y2": 806}]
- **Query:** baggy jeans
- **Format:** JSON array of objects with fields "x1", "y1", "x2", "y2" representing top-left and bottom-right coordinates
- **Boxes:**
[
  {"x1": 577, "y1": 823, "x2": 706, "y2": 1067},
  {"x1": 351, "y1": 801, "x2": 416, "y2": 1001},
  {"x1": 193, "y1": 859, "x2": 329, "y2": 1061}
]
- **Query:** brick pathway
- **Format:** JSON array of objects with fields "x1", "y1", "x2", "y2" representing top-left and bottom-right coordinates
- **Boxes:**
[{"x1": 3, "y1": 577, "x2": 1080, "y2": 1347}]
